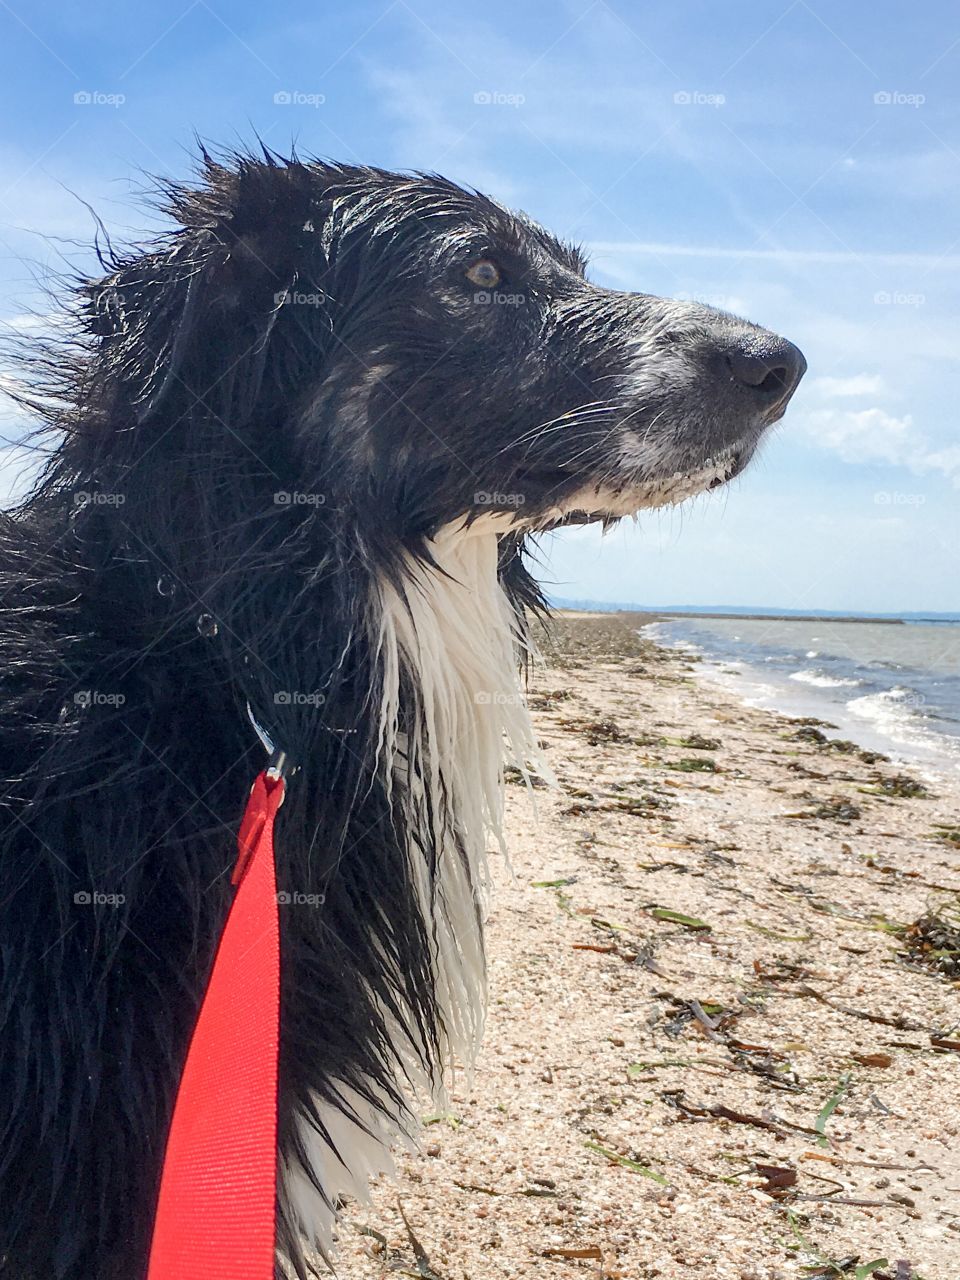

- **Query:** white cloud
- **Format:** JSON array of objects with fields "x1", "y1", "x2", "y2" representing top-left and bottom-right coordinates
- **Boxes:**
[
  {"x1": 809, "y1": 373, "x2": 886, "y2": 397},
  {"x1": 2, "y1": 313, "x2": 53, "y2": 334},
  {"x1": 916, "y1": 445, "x2": 960, "y2": 482},
  {"x1": 800, "y1": 405, "x2": 960, "y2": 486},
  {"x1": 798, "y1": 367, "x2": 960, "y2": 487},
  {"x1": 802, "y1": 406, "x2": 913, "y2": 467}
]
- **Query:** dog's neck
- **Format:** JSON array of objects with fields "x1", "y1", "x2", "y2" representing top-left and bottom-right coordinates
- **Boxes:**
[
  {"x1": 284, "y1": 520, "x2": 548, "y2": 1257},
  {"x1": 377, "y1": 520, "x2": 547, "y2": 1056}
]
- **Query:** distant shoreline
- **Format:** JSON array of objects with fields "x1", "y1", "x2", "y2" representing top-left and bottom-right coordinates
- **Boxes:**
[
  {"x1": 555, "y1": 608, "x2": 917, "y2": 626},
  {"x1": 626, "y1": 610, "x2": 906, "y2": 626},
  {"x1": 551, "y1": 603, "x2": 959, "y2": 626}
]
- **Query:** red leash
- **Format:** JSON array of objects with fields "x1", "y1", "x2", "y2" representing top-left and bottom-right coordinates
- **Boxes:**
[{"x1": 147, "y1": 767, "x2": 285, "y2": 1279}]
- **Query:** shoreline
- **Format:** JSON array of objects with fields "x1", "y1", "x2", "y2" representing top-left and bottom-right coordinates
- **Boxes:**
[
  {"x1": 630, "y1": 611, "x2": 960, "y2": 783},
  {"x1": 548, "y1": 609, "x2": 921, "y2": 628},
  {"x1": 632, "y1": 611, "x2": 908, "y2": 626},
  {"x1": 336, "y1": 613, "x2": 960, "y2": 1280}
]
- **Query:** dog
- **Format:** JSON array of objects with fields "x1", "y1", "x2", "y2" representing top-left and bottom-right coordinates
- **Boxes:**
[{"x1": 0, "y1": 147, "x2": 805, "y2": 1278}]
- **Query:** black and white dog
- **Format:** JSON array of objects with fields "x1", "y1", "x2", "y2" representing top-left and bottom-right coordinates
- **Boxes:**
[{"x1": 0, "y1": 149, "x2": 805, "y2": 1278}]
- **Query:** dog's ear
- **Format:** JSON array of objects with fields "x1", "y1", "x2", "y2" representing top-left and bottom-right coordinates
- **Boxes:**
[{"x1": 85, "y1": 153, "x2": 325, "y2": 424}]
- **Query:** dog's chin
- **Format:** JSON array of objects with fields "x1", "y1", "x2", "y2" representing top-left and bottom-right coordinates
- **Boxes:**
[
  {"x1": 529, "y1": 443, "x2": 751, "y2": 531},
  {"x1": 455, "y1": 439, "x2": 758, "y2": 539}
]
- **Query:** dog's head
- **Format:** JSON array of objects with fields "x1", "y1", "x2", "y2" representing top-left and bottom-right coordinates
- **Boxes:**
[{"x1": 85, "y1": 152, "x2": 805, "y2": 542}]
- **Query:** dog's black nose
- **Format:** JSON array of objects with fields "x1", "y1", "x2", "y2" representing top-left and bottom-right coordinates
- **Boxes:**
[{"x1": 725, "y1": 336, "x2": 806, "y2": 407}]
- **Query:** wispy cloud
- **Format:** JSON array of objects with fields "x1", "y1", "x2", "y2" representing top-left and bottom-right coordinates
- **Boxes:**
[
  {"x1": 800, "y1": 381, "x2": 960, "y2": 487},
  {"x1": 589, "y1": 241, "x2": 960, "y2": 269}
]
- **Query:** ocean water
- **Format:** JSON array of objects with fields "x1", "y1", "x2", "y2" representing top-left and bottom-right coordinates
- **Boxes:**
[{"x1": 643, "y1": 616, "x2": 960, "y2": 777}]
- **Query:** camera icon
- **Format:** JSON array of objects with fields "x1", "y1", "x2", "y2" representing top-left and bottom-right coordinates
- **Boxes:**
[
  {"x1": 276, "y1": 891, "x2": 291, "y2": 904},
  {"x1": 74, "y1": 691, "x2": 92, "y2": 707},
  {"x1": 873, "y1": 290, "x2": 891, "y2": 305},
  {"x1": 474, "y1": 690, "x2": 492, "y2": 705},
  {"x1": 274, "y1": 691, "x2": 292, "y2": 705},
  {"x1": 473, "y1": 90, "x2": 492, "y2": 105},
  {"x1": 274, "y1": 91, "x2": 292, "y2": 105},
  {"x1": 673, "y1": 90, "x2": 691, "y2": 105},
  {"x1": 74, "y1": 891, "x2": 91, "y2": 904},
  {"x1": 74, "y1": 91, "x2": 92, "y2": 105},
  {"x1": 873, "y1": 91, "x2": 892, "y2": 105},
  {"x1": 273, "y1": 491, "x2": 292, "y2": 505}
]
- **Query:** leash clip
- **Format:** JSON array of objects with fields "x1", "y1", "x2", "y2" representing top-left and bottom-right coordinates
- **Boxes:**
[
  {"x1": 266, "y1": 749, "x2": 288, "y2": 782},
  {"x1": 247, "y1": 701, "x2": 291, "y2": 786}
]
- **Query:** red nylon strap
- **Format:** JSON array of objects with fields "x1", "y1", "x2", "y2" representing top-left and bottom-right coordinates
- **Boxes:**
[{"x1": 147, "y1": 770, "x2": 285, "y2": 1279}]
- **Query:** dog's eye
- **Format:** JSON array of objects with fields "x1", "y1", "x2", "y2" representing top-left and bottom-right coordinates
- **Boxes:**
[{"x1": 465, "y1": 259, "x2": 501, "y2": 288}]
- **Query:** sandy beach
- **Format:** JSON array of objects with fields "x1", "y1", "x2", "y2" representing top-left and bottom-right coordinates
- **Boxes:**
[{"x1": 332, "y1": 612, "x2": 960, "y2": 1280}]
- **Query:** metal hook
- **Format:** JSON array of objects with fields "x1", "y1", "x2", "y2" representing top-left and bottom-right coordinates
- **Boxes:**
[
  {"x1": 246, "y1": 702, "x2": 291, "y2": 781},
  {"x1": 266, "y1": 749, "x2": 288, "y2": 782}
]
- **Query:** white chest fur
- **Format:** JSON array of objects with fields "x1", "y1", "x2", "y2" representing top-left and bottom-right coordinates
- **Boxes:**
[{"x1": 284, "y1": 522, "x2": 546, "y2": 1257}]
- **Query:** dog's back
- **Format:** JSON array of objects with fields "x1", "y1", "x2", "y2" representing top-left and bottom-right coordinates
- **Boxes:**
[{"x1": 0, "y1": 498, "x2": 251, "y2": 1274}]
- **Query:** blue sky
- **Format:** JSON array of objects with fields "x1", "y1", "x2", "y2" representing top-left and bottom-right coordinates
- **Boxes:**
[{"x1": 0, "y1": 0, "x2": 958, "y2": 612}]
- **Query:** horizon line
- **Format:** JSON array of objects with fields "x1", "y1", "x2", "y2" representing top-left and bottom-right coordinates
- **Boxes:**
[{"x1": 550, "y1": 598, "x2": 960, "y2": 620}]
